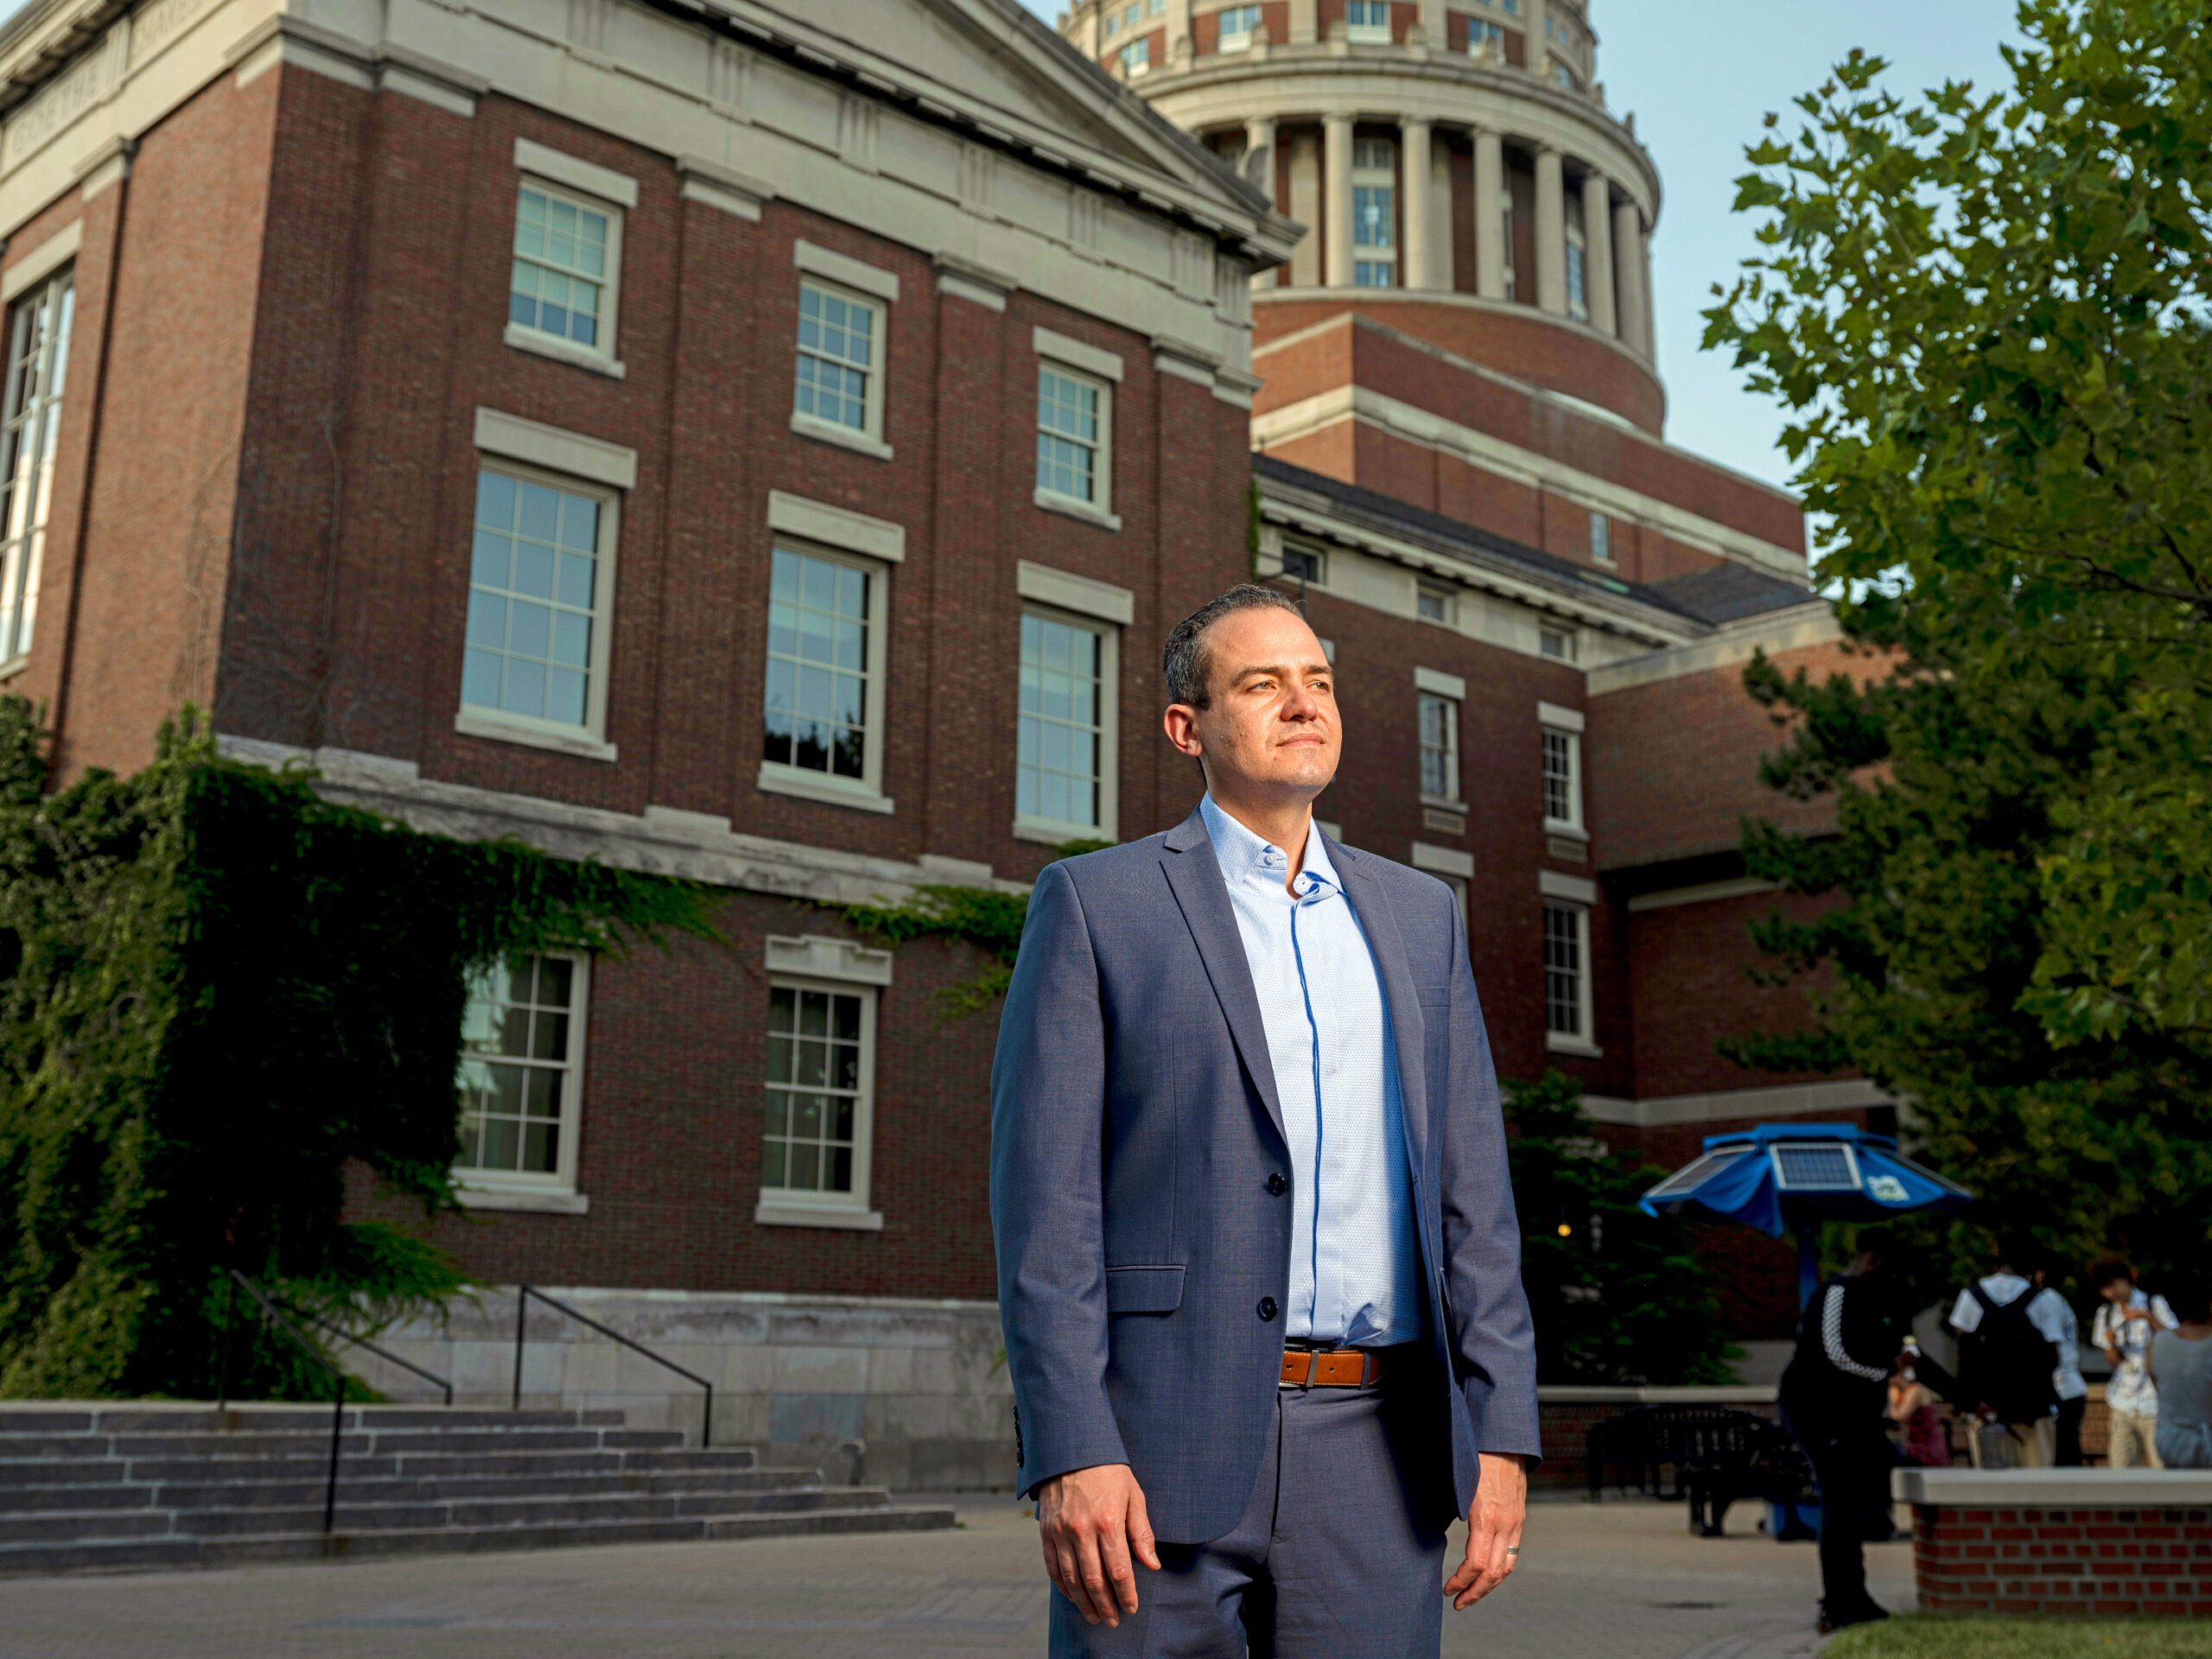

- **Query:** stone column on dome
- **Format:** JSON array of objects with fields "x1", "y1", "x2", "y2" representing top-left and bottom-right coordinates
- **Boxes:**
[
  {"x1": 1525, "y1": 0, "x2": 1548, "y2": 78},
  {"x1": 1582, "y1": 168, "x2": 1616, "y2": 334},
  {"x1": 1324, "y1": 113, "x2": 1355, "y2": 288},
  {"x1": 1473, "y1": 128, "x2": 1505, "y2": 300},
  {"x1": 1431, "y1": 129, "x2": 1456, "y2": 289},
  {"x1": 1613, "y1": 196, "x2": 1649, "y2": 356},
  {"x1": 1535, "y1": 146, "x2": 1567, "y2": 315},
  {"x1": 1288, "y1": 0, "x2": 1318, "y2": 45},
  {"x1": 1401, "y1": 117, "x2": 1434, "y2": 289},
  {"x1": 1637, "y1": 217, "x2": 1656, "y2": 356},
  {"x1": 1246, "y1": 116, "x2": 1280, "y2": 289}
]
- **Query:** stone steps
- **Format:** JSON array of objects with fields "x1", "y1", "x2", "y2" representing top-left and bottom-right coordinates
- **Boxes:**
[{"x1": 0, "y1": 1401, "x2": 953, "y2": 1576}]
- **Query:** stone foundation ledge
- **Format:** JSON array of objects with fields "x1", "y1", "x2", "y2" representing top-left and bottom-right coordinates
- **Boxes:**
[{"x1": 1893, "y1": 1467, "x2": 2212, "y2": 1507}]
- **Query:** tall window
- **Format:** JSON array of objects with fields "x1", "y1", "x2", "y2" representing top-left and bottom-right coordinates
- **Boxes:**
[
  {"x1": 1419, "y1": 693, "x2": 1459, "y2": 802},
  {"x1": 1467, "y1": 19, "x2": 1503, "y2": 57},
  {"x1": 1566, "y1": 200, "x2": 1590, "y2": 322},
  {"x1": 456, "y1": 952, "x2": 587, "y2": 1188},
  {"x1": 1543, "y1": 903, "x2": 1588, "y2": 1041},
  {"x1": 1500, "y1": 198, "x2": 1517, "y2": 302},
  {"x1": 1217, "y1": 3, "x2": 1262, "y2": 48},
  {"x1": 1345, "y1": 0, "x2": 1392, "y2": 41},
  {"x1": 1020, "y1": 610, "x2": 1111, "y2": 835},
  {"x1": 1542, "y1": 727, "x2": 1583, "y2": 830},
  {"x1": 0, "y1": 269, "x2": 72, "y2": 666},
  {"x1": 1351, "y1": 137, "x2": 1396, "y2": 288},
  {"x1": 764, "y1": 545, "x2": 874, "y2": 782},
  {"x1": 1038, "y1": 366, "x2": 1106, "y2": 505},
  {"x1": 465, "y1": 470, "x2": 610, "y2": 733},
  {"x1": 794, "y1": 283, "x2": 881, "y2": 439},
  {"x1": 509, "y1": 184, "x2": 615, "y2": 352},
  {"x1": 1589, "y1": 512, "x2": 1611, "y2": 563},
  {"x1": 1120, "y1": 37, "x2": 1149, "y2": 74},
  {"x1": 763, "y1": 980, "x2": 874, "y2": 1205}
]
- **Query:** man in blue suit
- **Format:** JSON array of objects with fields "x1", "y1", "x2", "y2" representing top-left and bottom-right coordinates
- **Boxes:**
[{"x1": 992, "y1": 585, "x2": 1540, "y2": 1655}]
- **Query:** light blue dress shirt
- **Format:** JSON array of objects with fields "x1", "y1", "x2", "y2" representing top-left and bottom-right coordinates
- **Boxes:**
[{"x1": 1199, "y1": 794, "x2": 1421, "y2": 1346}]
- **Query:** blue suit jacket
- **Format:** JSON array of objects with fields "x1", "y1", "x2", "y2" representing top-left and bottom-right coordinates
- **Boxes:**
[{"x1": 989, "y1": 810, "x2": 1540, "y2": 1543}]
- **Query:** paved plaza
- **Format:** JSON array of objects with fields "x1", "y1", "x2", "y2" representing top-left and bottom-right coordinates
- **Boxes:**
[{"x1": 0, "y1": 1494, "x2": 1913, "y2": 1659}]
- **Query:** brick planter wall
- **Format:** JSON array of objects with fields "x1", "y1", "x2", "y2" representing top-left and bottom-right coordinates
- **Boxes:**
[{"x1": 1895, "y1": 1468, "x2": 2212, "y2": 1617}]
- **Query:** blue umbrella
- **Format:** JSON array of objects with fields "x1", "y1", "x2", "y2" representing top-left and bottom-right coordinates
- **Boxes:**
[{"x1": 1638, "y1": 1123, "x2": 1974, "y2": 1308}]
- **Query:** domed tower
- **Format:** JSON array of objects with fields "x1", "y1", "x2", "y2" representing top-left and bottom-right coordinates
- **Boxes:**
[{"x1": 1059, "y1": 0, "x2": 1805, "y2": 591}]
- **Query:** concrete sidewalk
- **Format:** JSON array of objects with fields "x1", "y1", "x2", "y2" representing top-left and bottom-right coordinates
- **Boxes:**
[{"x1": 0, "y1": 1494, "x2": 1914, "y2": 1659}]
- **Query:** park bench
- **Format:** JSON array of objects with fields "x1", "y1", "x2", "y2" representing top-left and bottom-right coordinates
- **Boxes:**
[{"x1": 1584, "y1": 1404, "x2": 1817, "y2": 1537}]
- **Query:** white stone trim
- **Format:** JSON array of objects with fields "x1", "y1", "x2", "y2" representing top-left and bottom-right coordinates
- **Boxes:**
[
  {"x1": 1033, "y1": 326, "x2": 1126, "y2": 383},
  {"x1": 753, "y1": 1202, "x2": 885, "y2": 1232},
  {"x1": 1539, "y1": 869, "x2": 1596, "y2": 904},
  {"x1": 1414, "y1": 665, "x2": 1465, "y2": 699},
  {"x1": 1033, "y1": 488, "x2": 1123, "y2": 533},
  {"x1": 1252, "y1": 383, "x2": 1808, "y2": 580},
  {"x1": 1411, "y1": 842, "x2": 1474, "y2": 880},
  {"x1": 765, "y1": 934, "x2": 894, "y2": 988},
  {"x1": 1537, "y1": 699, "x2": 1585, "y2": 734},
  {"x1": 757, "y1": 763, "x2": 897, "y2": 817},
  {"x1": 791, "y1": 413, "x2": 894, "y2": 462},
  {"x1": 1580, "y1": 1077, "x2": 1894, "y2": 1129},
  {"x1": 502, "y1": 323, "x2": 627, "y2": 380},
  {"x1": 1892, "y1": 1467, "x2": 2212, "y2": 1508},
  {"x1": 457, "y1": 1185, "x2": 591, "y2": 1216},
  {"x1": 1545, "y1": 1033, "x2": 1602, "y2": 1058},
  {"x1": 513, "y1": 136, "x2": 639, "y2": 208},
  {"x1": 1017, "y1": 560, "x2": 1135, "y2": 626},
  {"x1": 766, "y1": 491, "x2": 906, "y2": 563},
  {"x1": 677, "y1": 154, "x2": 772, "y2": 220},
  {"x1": 1626, "y1": 877, "x2": 1782, "y2": 913},
  {"x1": 934, "y1": 252, "x2": 1016, "y2": 311},
  {"x1": 215, "y1": 735, "x2": 1014, "y2": 910},
  {"x1": 795, "y1": 239, "x2": 901, "y2": 304},
  {"x1": 472, "y1": 408, "x2": 638, "y2": 491},
  {"x1": 1, "y1": 220, "x2": 78, "y2": 301},
  {"x1": 453, "y1": 711, "x2": 620, "y2": 765},
  {"x1": 1587, "y1": 605, "x2": 1843, "y2": 695}
]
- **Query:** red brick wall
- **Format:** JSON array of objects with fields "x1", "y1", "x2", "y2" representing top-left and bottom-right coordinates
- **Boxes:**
[
  {"x1": 189, "y1": 68, "x2": 1244, "y2": 879},
  {"x1": 1626, "y1": 892, "x2": 1840, "y2": 1100},
  {"x1": 1912, "y1": 1502, "x2": 2212, "y2": 1616},
  {"x1": 1586, "y1": 638, "x2": 1866, "y2": 873}
]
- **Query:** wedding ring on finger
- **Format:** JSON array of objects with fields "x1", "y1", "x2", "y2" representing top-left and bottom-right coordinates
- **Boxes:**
[{"x1": 1504, "y1": 1544, "x2": 1521, "y2": 1555}]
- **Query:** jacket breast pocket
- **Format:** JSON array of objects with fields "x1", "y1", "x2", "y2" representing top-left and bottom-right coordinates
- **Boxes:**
[{"x1": 1104, "y1": 1264, "x2": 1185, "y2": 1316}]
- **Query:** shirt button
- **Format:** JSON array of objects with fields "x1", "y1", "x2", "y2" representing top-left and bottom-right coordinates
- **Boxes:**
[
  {"x1": 1266, "y1": 1173, "x2": 1287, "y2": 1196},
  {"x1": 1256, "y1": 1297, "x2": 1280, "y2": 1322}
]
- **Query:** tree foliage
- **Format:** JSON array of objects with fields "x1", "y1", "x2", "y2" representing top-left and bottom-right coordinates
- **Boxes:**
[
  {"x1": 1704, "y1": 0, "x2": 2212, "y2": 1287},
  {"x1": 0, "y1": 700, "x2": 721, "y2": 1400},
  {"x1": 1506, "y1": 1071, "x2": 1737, "y2": 1385}
]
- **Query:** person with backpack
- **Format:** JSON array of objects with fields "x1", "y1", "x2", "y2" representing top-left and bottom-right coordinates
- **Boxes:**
[
  {"x1": 1779, "y1": 1229, "x2": 1910, "y2": 1635},
  {"x1": 1948, "y1": 1238, "x2": 2069, "y2": 1468},
  {"x1": 2148, "y1": 1269, "x2": 2212, "y2": 1470}
]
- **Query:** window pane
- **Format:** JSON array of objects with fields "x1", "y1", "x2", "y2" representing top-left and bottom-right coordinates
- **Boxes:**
[
  {"x1": 0, "y1": 271, "x2": 73, "y2": 664},
  {"x1": 512, "y1": 186, "x2": 616, "y2": 352}
]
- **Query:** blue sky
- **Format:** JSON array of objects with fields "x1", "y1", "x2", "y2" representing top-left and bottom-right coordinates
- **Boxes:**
[{"x1": 1020, "y1": 1, "x2": 2024, "y2": 493}]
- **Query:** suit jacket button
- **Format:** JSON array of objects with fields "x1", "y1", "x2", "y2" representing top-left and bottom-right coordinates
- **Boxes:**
[
  {"x1": 1266, "y1": 1173, "x2": 1287, "y2": 1196},
  {"x1": 1256, "y1": 1297, "x2": 1279, "y2": 1322}
]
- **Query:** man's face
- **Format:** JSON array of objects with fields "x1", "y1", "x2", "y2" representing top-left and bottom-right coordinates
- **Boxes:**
[
  {"x1": 1181, "y1": 606, "x2": 1340, "y2": 800},
  {"x1": 2101, "y1": 1277, "x2": 2133, "y2": 1306}
]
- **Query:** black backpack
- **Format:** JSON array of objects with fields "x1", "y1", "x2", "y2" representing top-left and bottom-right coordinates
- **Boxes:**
[{"x1": 1957, "y1": 1282, "x2": 2059, "y2": 1423}]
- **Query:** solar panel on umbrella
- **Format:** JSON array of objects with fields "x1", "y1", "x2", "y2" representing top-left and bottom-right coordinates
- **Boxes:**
[
  {"x1": 1643, "y1": 1144, "x2": 1753, "y2": 1201},
  {"x1": 1771, "y1": 1143, "x2": 1859, "y2": 1192}
]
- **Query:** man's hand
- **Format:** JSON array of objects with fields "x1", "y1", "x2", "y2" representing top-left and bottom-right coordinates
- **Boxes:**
[
  {"x1": 1445, "y1": 1452, "x2": 1528, "y2": 1611},
  {"x1": 1036, "y1": 1463, "x2": 1161, "y2": 1629}
]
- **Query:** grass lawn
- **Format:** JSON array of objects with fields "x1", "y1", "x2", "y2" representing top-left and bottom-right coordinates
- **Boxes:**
[{"x1": 1828, "y1": 1614, "x2": 2212, "y2": 1659}]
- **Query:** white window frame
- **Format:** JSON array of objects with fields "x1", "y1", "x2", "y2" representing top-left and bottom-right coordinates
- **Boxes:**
[
  {"x1": 1345, "y1": 0, "x2": 1393, "y2": 43},
  {"x1": 1015, "y1": 601, "x2": 1121, "y2": 845},
  {"x1": 454, "y1": 950, "x2": 592, "y2": 1214},
  {"x1": 458, "y1": 459, "x2": 623, "y2": 761},
  {"x1": 1541, "y1": 717, "x2": 1585, "y2": 836},
  {"x1": 756, "y1": 972, "x2": 880, "y2": 1228},
  {"x1": 1542, "y1": 899, "x2": 1597, "y2": 1055},
  {"x1": 1589, "y1": 511, "x2": 1612, "y2": 564},
  {"x1": 0, "y1": 264, "x2": 73, "y2": 674},
  {"x1": 1034, "y1": 331, "x2": 1122, "y2": 530},
  {"x1": 791, "y1": 276, "x2": 889, "y2": 456},
  {"x1": 1217, "y1": 3, "x2": 1263, "y2": 50},
  {"x1": 1120, "y1": 37, "x2": 1150, "y2": 75},
  {"x1": 760, "y1": 537, "x2": 893, "y2": 813},
  {"x1": 1416, "y1": 580, "x2": 1455, "y2": 626},
  {"x1": 1418, "y1": 690, "x2": 1461, "y2": 806},
  {"x1": 505, "y1": 174, "x2": 626, "y2": 378}
]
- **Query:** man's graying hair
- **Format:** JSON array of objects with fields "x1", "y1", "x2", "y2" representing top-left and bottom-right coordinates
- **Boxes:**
[{"x1": 1161, "y1": 585, "x2": 1307, "y2": 709}]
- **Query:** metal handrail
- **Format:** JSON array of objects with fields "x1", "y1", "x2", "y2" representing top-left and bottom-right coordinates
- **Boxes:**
[
  {"x1": 512, "y1": 1285, "x2": 713, "y2": 1446},
  {"x1": 215, "y1": 1270, "x2": 348, "y2": 1534},
  {"x1": 298, "y1": 1307, "x2": 455, "y2": 1406}
]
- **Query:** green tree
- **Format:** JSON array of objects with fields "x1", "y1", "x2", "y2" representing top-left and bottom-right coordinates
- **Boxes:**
[
  {"x1": 1703, "y1": 0, "x2": 2212, "y2": 1287},
  {"x1": 1506, "y1": 1071, "x2": 1736, "y2": 1385},
  {"x1": 0, "y1": 701, "x2": 721, "y2": 1400}
]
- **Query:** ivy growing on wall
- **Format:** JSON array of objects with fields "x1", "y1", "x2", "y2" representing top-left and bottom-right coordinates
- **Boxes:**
[{"x1": 0, "y1": 699, "x2": 721, "y2": 1402}]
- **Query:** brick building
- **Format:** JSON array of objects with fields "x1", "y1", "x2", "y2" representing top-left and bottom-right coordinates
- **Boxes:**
[{"x1": 0, "y1": 0, "x2": 1859, "y2": 1479}]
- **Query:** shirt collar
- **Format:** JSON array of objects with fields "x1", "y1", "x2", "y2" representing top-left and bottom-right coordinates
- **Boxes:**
[{"x1": 1198, "y1": 794, "x2": 1339, "y2": 894}]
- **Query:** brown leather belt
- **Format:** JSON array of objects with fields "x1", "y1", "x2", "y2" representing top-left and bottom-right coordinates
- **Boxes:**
[{"x1": 1280, "y1": 1347, "x2": 1383, "y2": 1389}]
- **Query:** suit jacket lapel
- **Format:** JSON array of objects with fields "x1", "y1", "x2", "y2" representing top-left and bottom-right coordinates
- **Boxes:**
[
  {"x1": 1159, "y1": 810, "x2": 1288, "y2": 1149},
  {"x1": 1331, "y1": 844, "x2": 1431, "y2": 1180}
]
